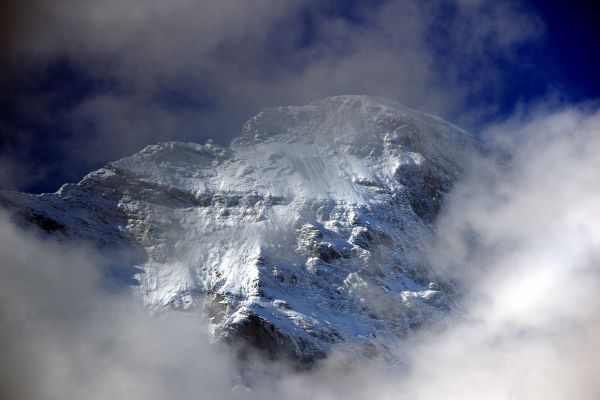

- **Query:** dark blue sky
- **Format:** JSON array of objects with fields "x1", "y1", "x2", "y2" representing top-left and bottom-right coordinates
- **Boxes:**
[
  {"x1": 530, "y1": 0, "x2": 600, "y2": 100},
  {"x1": 0, "y1": 0, "x2": 599, "y2": 193}
]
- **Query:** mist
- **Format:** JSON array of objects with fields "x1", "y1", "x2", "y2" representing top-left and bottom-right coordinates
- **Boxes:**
[
  {"x1": 1, "y1": 103, "x2": 599, "y2": 399},
  {"x1": 394, "y1": 104, "x2": 600, "y2": 399},
  {"x1": 0, "y1": 213, "x2": 235, "y2": 400}
]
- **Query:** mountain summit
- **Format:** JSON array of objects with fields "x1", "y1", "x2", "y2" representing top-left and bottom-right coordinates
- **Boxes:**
[{"x1": 0, "y1": 95, "x2": 478, "y2": 363}]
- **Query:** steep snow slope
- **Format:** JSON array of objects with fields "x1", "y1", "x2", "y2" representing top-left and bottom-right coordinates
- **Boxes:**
[{"x1": 0, "y1": 95, "x2": 477, "y2": 362}]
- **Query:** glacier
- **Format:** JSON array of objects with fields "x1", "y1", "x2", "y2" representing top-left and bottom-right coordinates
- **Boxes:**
[{"x1": 0, "y1": 95, "x2": 479, "y2": 363}]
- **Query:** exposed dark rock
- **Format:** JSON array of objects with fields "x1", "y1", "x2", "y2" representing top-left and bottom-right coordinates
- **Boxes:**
[
  {"x1": 349, "y1": 226, "x2": 375, "y2": 249},
  {"x1": 229, "y1": 313, "x2": 326, "y2": 365},
  {"x1": 316, "y1": 242, "x2": 342, "y2": 263},
  {"x1": 26, "y1": 213, "x2": 67, "y2": 233}
]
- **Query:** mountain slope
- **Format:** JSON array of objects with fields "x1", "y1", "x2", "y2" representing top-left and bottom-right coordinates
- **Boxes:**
[{"x1": 0, "y1": 95, "x2": 478, "y2": 363}]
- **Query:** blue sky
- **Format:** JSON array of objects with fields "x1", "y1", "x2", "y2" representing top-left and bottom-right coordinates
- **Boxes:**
[{"x1": 0, "y1": 0, "x2": 599, "y2": 193}]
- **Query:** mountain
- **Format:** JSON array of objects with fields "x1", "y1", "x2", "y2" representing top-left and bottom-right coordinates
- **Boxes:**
[{"x1": 0, "y1": 95, "x2": 478, "y2": 363}]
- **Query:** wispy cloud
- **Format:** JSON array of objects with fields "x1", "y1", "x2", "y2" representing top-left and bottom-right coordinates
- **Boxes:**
[
  {"x1": 1, "y1": 0, "x2": 543, "y2": 191},
  {"x1": 401, "y1": 104, "x2": 600, "y2": 399},
  {"x1": 0, "y1": 212, "x2": 236, "y2": 400}
]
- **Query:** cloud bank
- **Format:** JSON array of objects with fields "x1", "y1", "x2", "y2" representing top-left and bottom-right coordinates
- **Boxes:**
[
  {"x1": 0, "y1": 213, "x2": 235, "y2": 400},
  {"x1": 400, "y1": 104, "x2": 600, "y2": 399}
]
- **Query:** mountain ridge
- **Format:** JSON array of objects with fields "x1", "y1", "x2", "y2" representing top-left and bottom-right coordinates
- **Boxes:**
[{"x1": 0, "y1": 95, "x2": 479, "y2": 363}]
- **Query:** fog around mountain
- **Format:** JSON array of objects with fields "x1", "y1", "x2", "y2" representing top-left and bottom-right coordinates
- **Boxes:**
[{"x1": 1, "y1": 99, "x2": 599, "y2": 399}]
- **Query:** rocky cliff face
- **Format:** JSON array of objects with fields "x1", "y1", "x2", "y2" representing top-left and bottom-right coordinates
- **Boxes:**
[{"x1": 0, "y1": 95, "x2": 478, "y2": 363}]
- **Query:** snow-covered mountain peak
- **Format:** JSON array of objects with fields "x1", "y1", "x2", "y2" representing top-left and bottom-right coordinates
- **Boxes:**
[
  {"x1": 0, "y1": 95, "x2": 479, "y2": 363},
  {"x1": 237, "y1": 95, "x2": 468, "y2": 155}
]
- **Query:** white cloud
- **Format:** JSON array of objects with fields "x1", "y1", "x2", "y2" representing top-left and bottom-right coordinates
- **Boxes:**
[
  {"x1": 1, "y1": 0, "x2": 544, "y2": 190},
  {"x1": 0, "y1": 212, "x2": 236, "y2": 400}
]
